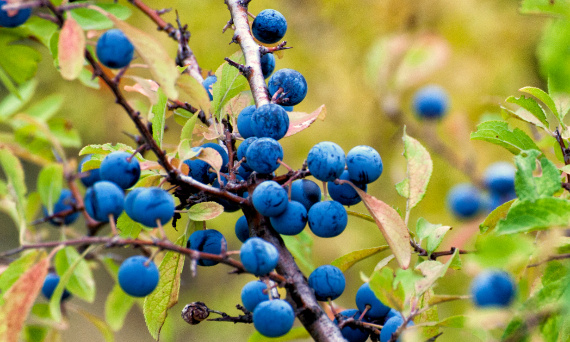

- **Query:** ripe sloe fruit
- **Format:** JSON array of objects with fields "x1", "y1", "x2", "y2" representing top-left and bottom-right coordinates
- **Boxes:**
[
  {"x1": 252, "y1": 9, "x2": 287, "y2": 44},
  {"x1": 245, "y1": 138, "x2": 283, "y2": 174},
  {"x1": 96, "y1": 29, "x2": 134, "y2": 69},
  {"x1": 270, "y1": 200, "x2": 307, "y2": 235},
  {"x1": 100, "y1": 151, "x2": 141, "y2": 189},
  {"x1": 379, "y1": 316, "x2": 414, "y2": 342},
  {"x1": 235, "y1": 215, "x2": 250, "y2": 243},
  {"x1": 328, "y1": 170, "x2": 366, "y2": 206},
  {"x1": 446, "y1": 183, "x2": 482, "y2": 219},
  {"x1": 355, "y1": 282, "x2": 391, "y2": 319},
  {"x1": 346, "y1": 145, "x2": 383, "y2": 184},
  {"x1": 0, "y1": 0, "x2": 31, "y2": 28},
  {"x1": 240, "y1": 237, "x2": 279, "y2": 276},
  {"x1": 237, "y1": 137, "x2": 258, "y2": 170},
  {"x1": 202, "y1": 75, "x2": 217, "y2": 101},
  {"x1": 308, "y1": 265, "x2": 345, "y2": 301},
  {"x1": 484, "y1": 162, "x2": 516, "y2": 195},
  {"x1": 268, "y1": 69, "x2": 308, "y2": 106},
  {"x1": 412, "y1": 85, "x2": 449, "y2": 119},
  {"x1": 261, "y1": 53, "x2": 276, "y2": 79},
  {"x1": 130, "y1": 187, "x2": 175, "y2": 228},
  {"x1": 44, "y1": 189, "x2": 79, "y2": 226},
  {"x1": 307, "y1": 200, "x2": 348, "y2": 238},
  {"x1": 79, "y1": 155, "x2": 101, "y2": 187},
  {"x1": 84, "y1": 181, "x2": 124, "y2": 222},
  {"x1": 290, "y1": 179, "x2": 321, "y2": 211},
  {"x1": 237, "y1": 105, "x2": 256, "y2": 139},
  {"x1": 42, "y1": 273, "x2": 71, "y2": 301},
  {"x1": 187, "y1": 229, "x2": 227, "y2": 267},
  {"x1": 333, "y1": 309, "x2": 369, "y2": 342},
  {"x1": 241, "y1": 280, "x2": 269, "y2": 312},
  {"x1": 118, "y1": 256, "x2": 159, "y2": 297},
  {"x1": 253, "y1": 299, "x2": 295, "y2": 337},
  {"x1": 471, "y1": 270, "x2": 515, "y2": 307},
  {"x1": 251, "y1": 104, "x2": 290, "y2": 140},
  {"x1": 252, "y1": 181, "x2": 288, "y2": 217},
  {"x1": 307, "y1": 141, "x2": 346, "y2": 182}
]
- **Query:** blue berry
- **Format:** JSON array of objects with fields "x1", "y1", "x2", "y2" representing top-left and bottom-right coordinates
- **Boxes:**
[
  {"x1": 211, "y1": 175, "x2": 244, "y2": 213},
  {"x1": 268, "y1": 69, "x2": 308, "y2": 106},
  {"x1": 307, "y1": 142, "x2": 346, "y2": 182},
  {"x1": 202, "y1": 142, "x2": 229, "y2": 173},
  {"x1": 42, "y1": 273, "x2": 71, "y2": 301},
  {"x1": 84, "y1": 181, "x2": 124, "y2": 222},
  {"x1": 130, "y1": 187, "x2": 175, "y2": 228},
  {"x1": 235, "y1": 215, "x2": 250, "y2": 243},
  {"x1": 385, "y1": 308, "x2": 403, "y2": 322},
  {"x1": 96, "y1": 29, "x2": 134, "y2": 69},
  {"x1": 241, "y1": 281, "x2": 269, "y2": 312},
  {"x1": 260, "y1": 53, "x2": 276, "y2": 79},
  {"x1": 0, "y1": 0, "x2": 31, "y2": 28},
  {"x1": 253, "y1": 299, "x2": 295, "y2": 337},
  {"x1": 237, "y1": 105, "x2": 256, "y2": 139},
  {"x1": 412, "y1": 85, "x2": 449, "y2": 120},
  {"x1": 44, "y1": 189, "x2": 79, "y2": 226},
  {"x1": 280, "y1": 105, "x2": 294, "y2": 112},
  {"x1": 79, "y1": 155, "x2": 101, "y2": 188},
  {"x1": 333, "y1": 309, "x2": 370, "y2": 342},
  {"x1": 308, "y1": 201, "x2": 347, "y2": 238},
  {"x1": 487, "y1": 190, "x2": 517, "y2": 212},
  {"x1": 484, "y1": 162, "x2": 516, "y2": 195},
  {"x1": 124, "y1": 187, "x2": 145, "y2": 223},
  {"x1": 202, "y1": 75, "x2": 217, "y2": 101},
  {"x1": 118, "y1": 256, "x2": 159, "y2": 297},
  {"x1": 252, "y1": 181, "x2": 288, "y2": 217},
  {"x1": 380, "y1": 316, "x2": 414, "y2": 342},
  {"x1": 328, "y1": 170, "x2": 366, "y2": 206},
  {"x1": 100, "y1": 151, "x2": 141, "y2": 190},
  {"x1": 252, "y1": 9, "x2": 287, "y2": 44},
  {"x1": 237, "y1": 165, "x2": 253, "y2": 180},
  {"x1": 355, "y1": 282, "x2": 391, "y2": 319},
  {"x1": 290, "y1": 179, "x2": 321, "y2": 211},
  {"x1": 245, "y1": 138, "x2": 283, "y2": 174},
  {"x1": 187, "y1": 229, "x2": 227, "y2": 267},
  {"x1": 237, "y1": 137, "x2": 258, "y2": 170},
  {"x1": 184, "y1": 148, "x2": 212, "y2": 184},
  {"x1": 346, "y1": 145, "x2": 383, "y2": 184},
  {"x1": 270, "y1": 201, "x2": 307, "y2": 235},
  {"x1": 471, "y1": 270, "x2": 515, "y2": 307},
  {"x1": 240, "y1": 237, "x2": 279, "y2": 276},
  {"x1": 308, "y1": 265, "x2": 345, "y2": 301},
  {"x1": 447, "y1": 183, "x2": 482, "y2": 219},
  {"x1": 251, "y1": 104, "x2": 290, "y2": 140}
]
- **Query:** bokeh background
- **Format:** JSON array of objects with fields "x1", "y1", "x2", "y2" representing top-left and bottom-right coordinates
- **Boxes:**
[{"x1": 0, "y1": 0, "x2": 556, "y2": 341}]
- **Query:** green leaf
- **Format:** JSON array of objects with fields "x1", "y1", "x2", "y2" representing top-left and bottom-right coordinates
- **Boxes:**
[
  {"x1": 520, "y1": 0, "x2": 570, "y2": 18},
  {"x1": 540, "y1": 315, "x2": 560, "y2": 342},
  {"x1": 187, "y1": 202, "x2": 224, "y2": 221},
  {"x1": 151, "y1": 88, "x2": 167, "y2": 149},
  {"x1": 415, "y1": 218, "x2": 452, "y2": 256},
  {"x1": 247, "y1": 327, "x2": 310, "y2": 342},
  {"x1": 75, "y1": 308, "x2": 115, "y2": 342},
  {"x1": 538, "y1": 20, "x2": 570, "y2": 94},
  {"x1": 180, "y1": 111, "x2": 199, "y2": 141},
  {"x1": 105, "y1": 284, "x2": 136, "y2": 332},
  {"x1": 496, "y1": 198, "x2": 570, "y2": 234},
  {"x1": 177, "y1": 74, "x2": 211, "y2": 114},
  {"x1": 89, "y1": 6, "x2": 179, "y2": 99},
  {"x1": 415, "y1": 249, "x2": 458, "y2": 297},
  {"x1": 519, "y1": 87, "x2": 561, "y2": 123},
  {"x1": 506, "y1": 95, "x2": 549, "y2": 128},
  {"x1": 416, "y1": 289, "x2": 439, "y2": 339},
  {"x1": 58, "y1": 17, "x2": 85, "y2": 81},
  {"x1": 397, "y1": 130, "x2": 433, "y2": 210},
  {"x1": 502, "y1": 317, "x2": 530, "y2": 342},
  {"x1": 524, "y1": 261, "x2": 569, "y2": 310},
  {"x1": 212, "y1": 51, "x2": 250, "y2": 120},
  {"x1": 116, "y1": 212, "x2": 143, "y2": 239},
  {"x1": 23, "y1": 17, "x2": 59, "y2": 48},
  {"x1": 23, "y1": 325, "x2": 49, "y2": 342},
  {"x1": 471, "y1": 234, "x2": 534, "y2": 269},
  {"x1": 0, "y1": 31, "x2": 41, "y2": 86},
  {"x1": 79, "y1": 143, "x2": 143, "y2": 160},
  {"x1": 0, "y1": 148, "x2": 27, "y2": 240},
  {"x1": 514, "y1": 150, "x2": 560, "y2": 202},
  {"x1": 0, "y1": 64, "x2": 20, "y2": 98},
  {"x1": 479, "y1": 199, "x2": 515, "y2": 233},
  {"x1": 25, "y1": 94, "x2": 64, "y2": 122},
  {"x1": 330, "y1": 246, "x2": 389, "y2": 272},
  {"x1": 54, "y1": 247, "x2": 95, "y2": 303},
  {"x1": 0, "y1": 80, "x2": 37, "y2": 121},
  {"x1": 351, "y1": 186, "x2": 411, "y2": 269},
  {"x1": 48, "y1": 118, "x2": 82, "y2": 148},
  {"x1": 144, "y1": 234, "x2": 186, "y2": 340},
  {"x1": 417, "y1": 315, "x2": 466, "y2": 328},
  {"x1": 470, "y1": 121, "x2": 540, "y2": 155},
  {"x1": 37, "y1": 163, "x2": 63, "y2": 215},
  {"x1": 70, "y1": 3, "x2": 132, "y2": 30},
  {"x1": 369, "y1": 267, "x2": 405, "y2": 311},
  {"x1": 282, "y1": 231, "x2": 315, "y2": 273},
  {"x1": 0, "y1": 251, "x2": 45, "y2": 305}
]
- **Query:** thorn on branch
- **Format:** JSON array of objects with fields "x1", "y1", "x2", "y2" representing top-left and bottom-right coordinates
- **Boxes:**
[
  {"x1": 260, "y1": 41, "x2": 292, "y2": 55},
  {"x1": 156, "y1": 7, "x2": 172, "y2": 15},
  {"x1": 222, "y1": 19, "x2": 234, "y2": 33},
  {"x1": 224, "y1": 57, "x2": 252, "y2": 78}
]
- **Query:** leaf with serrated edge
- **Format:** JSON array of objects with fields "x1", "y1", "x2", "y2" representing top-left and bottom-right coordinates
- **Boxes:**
[
  {"x1": 470, "y1": 121, "x2": 540, "y2": 155},
  {"x1": 479, "y1": 199, "x2": 515, "y2": 233},
  {"x1": 88, "y1": 6, "x2": 178, "y2": 99},
  {"x1": 212, "y1": 51, "x2": 249, "y2": 120},
  {"x1": 187, "y1": 202, "x2": 224, "y2": 221},
  {"x1": 37, "y1": 164, "x2": 63, "y2": 215},
  {"x1": 0, "y1": 251, "x2": 45, "y2": 305},
  {"x1": 54, "y1": 247, "x2": 95, "y2": 302},
  {"x1": 331, "y1": 246, "x2": 389, "y2": 272},
  {"x1": 177, "y1": 74, "x2": 211, "y2": 113},
  {"x1": 284, "y1": 105, "x2": 327, "y2": 137},
  {"x1": 416, "y1": 218, "x2": 451, "y2": 255},
  {"x1": 415, "y1": 315, "x2": 466, "y2": 328},
  {"x1": 117, "y1": 212, "x2": 142, "y2": 239},
  {"x1": 506, "y1": 95, "x2": 548, "y2": 127},
  {"x1": 514, "y1": 149, "x2": 561, "y2": 202},
  {"x1": 400, "y1": 130, "x2": 433, "y2": 210},
  {"x1": 144, "y1": 234, "x2": 186, "y2": 340},
  {"x1": 345, "y1": 183, "x2": 410, "y2": 269},
  {"x1": 0, "y1": 254, "x2": 48, "y2": 342},
  {"x1": 105, "y1": 283, "x2": 136, "y2": 331},
  {"x1": 58, "y1": 17, "x2": 85, "y2": 80},
  {"x1": 520, "y1": 87, "x2": 561, "y2": 122},
  {"x1": 79, "y1": 143, "x2": 144, "y2": 160},
  {"x1": 369, "y1": 267, "x2": 405, "y2": 311},
  {"x1": 416, "y1": 288, "x2": 439, "y2": 339},
  {"x1": 414, "y1": 249, "x2": 458, "y2": 296},
  {"x1": 496, "y1": 197, "x2": 570, "y2": 234},
  {"x1": 151, "y1": 88, "x2": 167, "y2": 149}
]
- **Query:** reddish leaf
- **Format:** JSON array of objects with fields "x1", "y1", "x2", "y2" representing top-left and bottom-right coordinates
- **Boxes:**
[
  {"x1": 124, "y1": 76, "x2": 160, "y2": 104},
  {"x1": 58, "y1": 17, "x2": 86, "y2": 80},
  {"x1": 285, "y1": 105, "x2": 326, "y2": 137},
  {"x1": 346, "y1": 183, "x2": 411, "y2": 269},
  {"x1": 0, "y1": 255, "x2": 49, "y2": 342},
  {"x1": 196, "y1": 147, "x2": 222, "y2": 179}
]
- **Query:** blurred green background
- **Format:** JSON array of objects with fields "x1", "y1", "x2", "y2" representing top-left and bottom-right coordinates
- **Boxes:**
[{"x1": 0, "y1": 0, "x2": 556, "y2": 340}]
